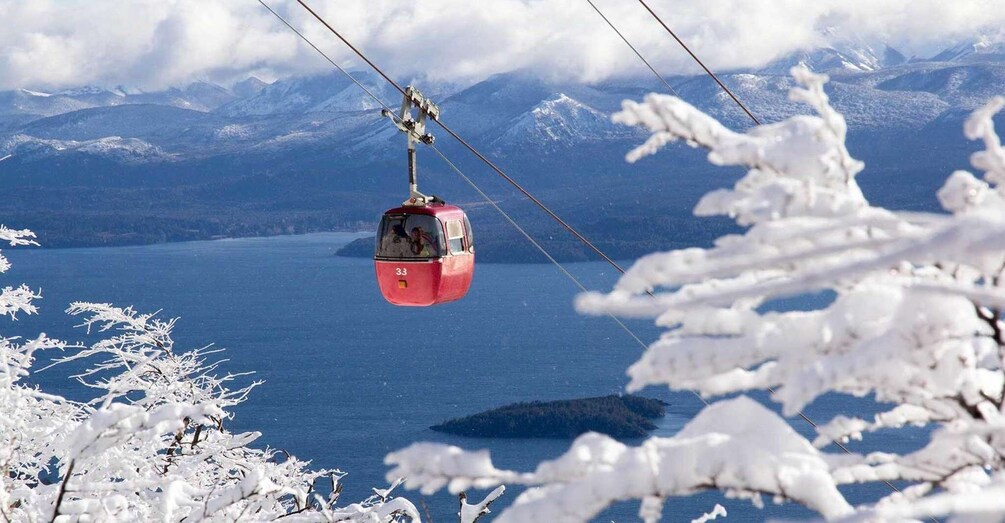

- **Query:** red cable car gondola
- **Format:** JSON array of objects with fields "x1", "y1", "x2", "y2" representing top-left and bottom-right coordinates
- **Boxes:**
[
  {"x1": 374, "y1": 86, "x2": 474, "y2": 306},
  {"x1": 374, "y1": 203, "x2": 474, "y2": 306}
]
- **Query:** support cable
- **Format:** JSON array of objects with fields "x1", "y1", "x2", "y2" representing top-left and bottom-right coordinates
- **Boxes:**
[
  {"x1": 636, "y1": 0, "x2": 761, "y2": 125},
  {"x1": 428, "y1": 146, "x2": 658, "y2": 355},
  {"x1": 583, "y1": 0, "x2": 679, "y2": 97}
]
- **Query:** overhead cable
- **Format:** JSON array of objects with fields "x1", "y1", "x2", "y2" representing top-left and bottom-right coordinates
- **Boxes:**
[
  {"x1": 583, "y1": 0, "x2": 680, "y2": 97},
  {"x1": 636, "y1": 0, "x2": 761, "y2": 125}
]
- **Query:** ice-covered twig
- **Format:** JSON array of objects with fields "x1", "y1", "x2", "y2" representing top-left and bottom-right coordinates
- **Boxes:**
[
  {"x1": 0, "y1": 231, "x2": 418, "y2": 523},
  {"x1": 459, "y1": 485, "x2": 505, "y2": 523},
  {"x1": 691, "y1": 503, "x2": 727, "y2": 523}
]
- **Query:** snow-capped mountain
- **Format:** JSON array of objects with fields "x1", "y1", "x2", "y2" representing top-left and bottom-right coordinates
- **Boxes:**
[
  {"x1": 217, "y1": 71, "x2": 413, "y2": 117},
  {"x1": 929, "y1": 36, "x2": 1005, "y2": 63},
  {"x1": 232, "y1": 77, "x2": 269, "y2": 98},
  {"x1": 761, "y1": 43, "x2": 906, "y2": 75},
  {"x1": 0, "y1": 89, "x2": 100, "y2": 118},
  {"x1": 130, "y1": 82, "x2": 238, "y2": 112},
  {"x1": 0, "y1": 133, "x2": 172, "y2": 164},
  {"x1": 872, "y1": 62, "x2": 1005, "y2": 108},
  {"x1": 0, "y1": 82, "x2": 242, "y2": 122},
  {"x1": 0, "y1": 56, "x2": 999, "y2": 167},
  {"x1": 1, "y1": 52, "x2": 1002, "y2": 194},
  {"x1": 493, "y1": 94, "x2": 633, "y2": 150},
  {"x1": 759, "y1": 25, "x2": 908, "y2": 75}
]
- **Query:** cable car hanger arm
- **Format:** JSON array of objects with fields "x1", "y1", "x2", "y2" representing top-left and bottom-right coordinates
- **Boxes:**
[{"x1": 382, "y1": 86, "x2": 438, "y2": 206}]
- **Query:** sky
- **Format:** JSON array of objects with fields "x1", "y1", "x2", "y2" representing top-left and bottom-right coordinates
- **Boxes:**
[{"x1": 0, "y1": 0, "x2": 1003, "y2": 91}]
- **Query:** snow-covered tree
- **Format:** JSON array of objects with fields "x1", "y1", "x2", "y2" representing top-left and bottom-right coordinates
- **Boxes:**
[
  {"x1": 384, "y1": 68, "x2": 1005, "y2": 521},
  {"x1": 0, "y1": 230, "x2": 419, "y2": 522}
]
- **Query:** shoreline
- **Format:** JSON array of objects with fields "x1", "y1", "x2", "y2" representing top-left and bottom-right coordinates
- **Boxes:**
[
  {"x1": 18, "y1": 230, "x2": 370, "y2": 252},
  {"x1": 10, "y1": 230, "x2": 640, "y2": 266}
]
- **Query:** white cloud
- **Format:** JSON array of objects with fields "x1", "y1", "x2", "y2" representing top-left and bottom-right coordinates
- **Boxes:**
[{"x1": 0, "y1": 0, "x2": 1002, "y2": 91}]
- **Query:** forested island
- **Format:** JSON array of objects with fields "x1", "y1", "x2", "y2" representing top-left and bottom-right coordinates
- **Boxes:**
[{"x1": 431, "y1": 395, "x2": 667, "y2": 439}]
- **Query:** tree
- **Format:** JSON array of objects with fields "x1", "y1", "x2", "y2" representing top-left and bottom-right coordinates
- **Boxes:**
[
  {"x1": 0, "y1": 228, "x2": 419, "y2": 522},
  {"x1": 383, "y1": 67, "x2": 1005, "y2": 521}
]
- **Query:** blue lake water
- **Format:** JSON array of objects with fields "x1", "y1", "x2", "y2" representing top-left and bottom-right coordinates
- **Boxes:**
[{"x1": 5, "y1": 233, "x2": 925, "y2": 521}]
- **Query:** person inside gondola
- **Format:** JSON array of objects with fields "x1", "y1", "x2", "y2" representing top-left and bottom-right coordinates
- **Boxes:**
[
  {"x1": 378, "y1": 219, "x2": 410, "y2": 258},
  {"x1": 410, "y1": 226, "x2": 438, "y2": 257}
]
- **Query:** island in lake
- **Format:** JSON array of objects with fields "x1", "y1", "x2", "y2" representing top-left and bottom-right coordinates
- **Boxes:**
[{"x1": 431, "y1": 395, "x2": 668, "y2": 439}]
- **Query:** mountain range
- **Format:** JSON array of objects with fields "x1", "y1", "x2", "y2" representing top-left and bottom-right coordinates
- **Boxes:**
[{"x1": 2, "y1": 40, "x2": 1004, "y2": 261}]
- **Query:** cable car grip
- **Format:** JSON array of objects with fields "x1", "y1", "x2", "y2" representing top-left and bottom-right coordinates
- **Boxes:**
[{"x1": 383, "y1": 86, "x2": 440, "y2": 206}]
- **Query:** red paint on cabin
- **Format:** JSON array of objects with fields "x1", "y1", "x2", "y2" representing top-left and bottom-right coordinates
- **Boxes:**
[{"x1": 374, "y1": 203, "x2": 474, "y2": 306}]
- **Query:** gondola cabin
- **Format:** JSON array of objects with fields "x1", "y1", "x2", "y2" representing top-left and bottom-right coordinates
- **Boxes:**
[{"x1": 374, "y1": 203, "x2": 474, "y2": 306}]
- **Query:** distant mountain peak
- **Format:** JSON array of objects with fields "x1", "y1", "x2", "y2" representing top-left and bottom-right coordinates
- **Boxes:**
[
  {"x1": 758, "y1": 24, "x2": 905, "y2": 75},
  {"x1": 233, "y1": 77, "x2": 270, "y2": 98},
  {"x1": 216, "y1": 70, "x2": 406, "y2": 117},
  {"x1": 930, "y1": 36, "x2": 1005, "y2": 63},
  {"x1": 1, "y1": 133, "x2": 172, "y2": 164},
  {"x1": 492, "y1": 92, "x2": 622, "y2": 148},
  {"x1": 760, "y1": 41, "x2": 905, "y2": 75},
  {"x1": 55, "y1": 85, "x2": 121, "y2": 97},
  {"x1": 113, "y1": 85, "x2": 142, "y2": 96},
  {"x1": 533, "y1": 93, "x2": 592, "y2": 114}
]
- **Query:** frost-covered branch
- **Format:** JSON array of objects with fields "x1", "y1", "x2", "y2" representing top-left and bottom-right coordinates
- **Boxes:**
[
  {"x1": 691, "y1": 504, "x2": 727, "y2": 523},
  {"x1": 0, "y1": 235, "x2": 418, "y2": 522},
  {"x1": 459, "y1": 486, "x2": 505, "y2": 523},
  {"x1": 0, "y1": 225, "x2": 36, "y2": 275}
]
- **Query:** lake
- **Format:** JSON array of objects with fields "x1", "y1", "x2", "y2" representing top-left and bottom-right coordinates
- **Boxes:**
[{"x1": 4, "y1": 233, "x2": 924, "y2": 521}]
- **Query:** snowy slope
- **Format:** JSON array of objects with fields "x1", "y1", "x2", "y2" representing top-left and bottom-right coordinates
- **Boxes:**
[
  {"x1": 439, "y1": 72, "x2": 557, "y2": 137},
  {"x1": 759, "y1": 26, "x2": 906, "y2": 75},
  {"x1": 16, "y1": 105, "x2": 227, "y2": 151},
  {"x1": 0, "y1": 133, "x2": 172, "y2": 164},
  {"x1": 233, "y1": 77, "x2": 269, "y2": 98},
  {"x1": 0, "y1": 89, "x2": 98, "y2": 117},
  {"x1": 128, "y1": 82, "x2": 238, "y2": 112},
  {"x1": 0, "y1": 82, "x2": 243, "y2": 124},
  {"x1": 761, "y1": 43, "x2": 906, "y2": 75},
  {"x1": 493, "y1": 94, "x2": 632, "y2": 150},
  {"x1": 216, "y1": 71, "x2": 401, "y2": 116},
  {"x1": 929, "y1": 37, "x2": 1005, "y2": 63},
  {"x1": 875, "y1": 63, "x2": 1005, "y2": 108}
]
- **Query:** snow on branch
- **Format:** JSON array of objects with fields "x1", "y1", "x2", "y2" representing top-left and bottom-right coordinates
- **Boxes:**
[
  {"x1": 460, "y1": 485, "x2": 505, "y2": 523},
  {"x1": 573, "y1": 75, "x2": 1005, "y2": 422},
  {"x1": 691, "y1": 503, "x2": 727, "y2": 523},
  {"x1": 0, "y1": 284, "x2": 41, "y2": 319},
  {"x1": 864, "y1": 471, "x2": 1005, "y2": 522},
  {"x1": 614, "y1": 66, "x2": 866, "y2": 226},
  {"x1": 0, "y1": 225, "x2": 37, "y2": 274},
  {"x1": 967, "y1": 96, "x2": 1005, "y2": 187},
  {"x1": 387, "y1": 397, "x2": 852, "y2": 522},
  {"x1": 0, "y1": 233, "x2": 419, "y2": 522}
]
